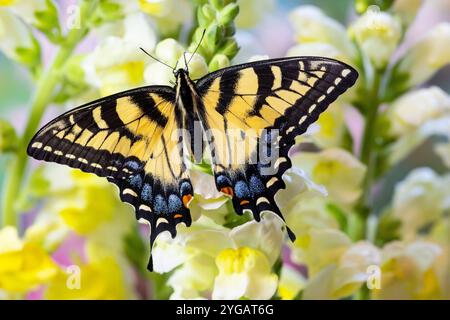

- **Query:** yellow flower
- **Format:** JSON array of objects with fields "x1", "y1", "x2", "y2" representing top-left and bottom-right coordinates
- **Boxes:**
[
  {"x1": 45, "y1": 256, "x2": 131, "y2": 300},
  {"x1": 397, "y1": 23, "x2": 450, "y2": 87},
  {"x1": 0, "y1": 227, "x2": 59, "y2": 294},
  {"x1": 292, "y1": 148, "x2": 367, "y2": 205},
  {"x1": 152, "y1": 213, "x2": 285, "y2": 300},
  {"x1": 82, "y1": 12, "x2": 156, "y2": 96},
  {"x1": 213, "y1": 247, "x2": 278, "y2": 300},
  {"x1": 349, "y1": 9, "x2": 402, "y2": 69},
  {"x1": 373, "y1": 241, "x2": 448, "y2": 299}
]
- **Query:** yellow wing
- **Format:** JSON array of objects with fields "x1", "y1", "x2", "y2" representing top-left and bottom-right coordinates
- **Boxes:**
[
  {"x1": 28, "y1": 86, "x2": 193, "y2": 270},
  {"x1": 196, "y1": 57, "x2": 358, "y2": 238}
]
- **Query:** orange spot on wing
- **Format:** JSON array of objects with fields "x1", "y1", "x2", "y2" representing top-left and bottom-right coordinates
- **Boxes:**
[
  {"x1": 174, "y1": 214, "x2": 183, "y2": 219},
  {"x1": 182, "y1": 194, "x2": 193, "y2": 208},
  {"x1": 220, "y1": 187, "x2": 234, "y2": 197},
  {"x1": 240, "y1": 200, "x2": 250, "y2": 206}
]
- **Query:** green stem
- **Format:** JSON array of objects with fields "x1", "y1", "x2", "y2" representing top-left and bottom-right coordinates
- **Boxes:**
[
  {"x1": 1, "y1": 0, "x2": 98, "y2": 227},
  {"x1": 354, "y1": 71, "x2": 382, "y2": 239}
]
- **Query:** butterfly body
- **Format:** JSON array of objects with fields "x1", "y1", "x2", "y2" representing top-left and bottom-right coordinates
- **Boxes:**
[{"x1": 28, "y1": 57, "x2": 358, "y2": 271}]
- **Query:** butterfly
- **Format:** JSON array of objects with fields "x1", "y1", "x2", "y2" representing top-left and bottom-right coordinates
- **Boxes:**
[{"x1": 28, "y1": 56, "x2": 358, "y2": 271}]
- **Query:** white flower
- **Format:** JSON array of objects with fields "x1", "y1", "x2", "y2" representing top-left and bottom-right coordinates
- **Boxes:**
[
  {"x1": 397, "y1": 23, "x2": 450, "y2": 87},
  {"x1": 144, "y1": 39, "x2": 208, "y2": 86},
  {"x1": 392, "y1": 0, "x2": 423, "y2": 25},
  {"x1": 435, "y1": 142, "x2": 450, "y2": 168},
  {"x1": 374, "y1": 241, "x2": 448, "y2": 299},
  {"x1": 302, "y1": 241, "x2": 380, "y2": 299},
  {"x1": 289, "y1": 5, "x2": 356, "y2": 59},
  {"x1": 176, "y1": 52, "x2": 208, "y2": 80},
  {"x1": 387, "y1": 87, "x2": 450, "y2": 137},
  {"x1": 277, "y1": 265, "x2": 307, "y2": 300},
  {"x1": 82, "y1": 12, "x2": 156, "y2": 96},
  {"x1": 349, "y1": 9, "x2": 402, "y2": 69},
  {"x1": 388, "y1": 114, "x2": 450, "y2": 164},
  {"x1": 153, "y1": 213, "x2": 284, "y2": 300},
  {"x1": 0, "y1": 9, "x2": 37, "y2": 63},
  {"x1": 392, "y1": 168, "x2": 449, "y2": 240},
  {"x1": 235, "y1": 0, "x2": 275, "y2": 29},
  {"x1": 291, "y1": 148, "x2": 367, "y2": 205},
  {"x1": 0, "y1": 0, "x2": 46, "y2": 25},
  {"x1": 287, "y1": 43, "x2": 349, "y2": 63},
  {"x1": 139, "y1": 0, "x2": 193, "y2": 35}
]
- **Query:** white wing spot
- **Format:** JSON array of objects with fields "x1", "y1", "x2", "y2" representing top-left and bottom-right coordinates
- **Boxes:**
[
  {"x1": 274, "y1": 157, "x2": 287, "y2": 169},
  {"x1": 299, "y1": 115, "x2": 307, "y2": 125},
  {"x1": 107, "y1": 166, "x2": 118, "y2": 172},
  {"x1": 342, "y1": 69, "x2": 351, "y2": 77},
  {"x1": 256, "y1": 197, "x2": 270, "y2": 205},
  {"x1": 334, "y1": 78, "x2": 342, "y2": 85},
  {"x1": 43, "y1": 146, "x2": 52, "y2": 152},
  {"x1": 327, "y1": 86, "x2": 335, "y2": 94},
  {"x1": 266, "y1": 177, "x2": 278, "y2": 188},
  {"x1": 91, "y1": 163, "x2": 102, "y2": 169},
  {"x1": 31, "y1": 142, "x2": 43, "y2": 149},
  {"x1": 123, "y1": 188, "x2": 138, "y2": 197},
  {"x1": 65, "y1": 154, "x2": 76, "y2": 159},
  {"x1": 78, "y1": 157, "x2": 88, "y2": 164},
  {"x1": 156, "y1": 217, "x2": 169, "y2": 227},
  {"x1": 139, "y1": 204, "x2": 152, "y2": 212},
  {"x1": 317, "y1": 95, "x2": 326, "y2": 103},
  {"x1": 286, "y1": 126, "x2": 295, "y2": 134},
  {"x1": 308, "y1": 104, "x2": 317, "y2": 113},
  {"x1": 54, "y1": 150, "x2": 63, "y2": 156}
]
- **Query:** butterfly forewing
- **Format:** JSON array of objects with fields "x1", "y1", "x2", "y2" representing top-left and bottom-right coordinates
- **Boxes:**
[
  {"x1": 27, "y1": 86, "x2": 194, "y2": 270},
  {"x1": 196, "y1": 57, "x2": 358, "y2": 232}
]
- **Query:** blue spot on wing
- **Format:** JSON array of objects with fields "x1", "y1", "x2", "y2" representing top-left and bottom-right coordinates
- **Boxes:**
[
  {"x1": 235, "y1": 181, "x2": 250, "y2": 199},
  {"x1": 154, "y1": 194, "x2": 167, "y2": 215},
  {"x1": 141, "y1": 183, "x2": 152, "y2": 202},
  {"x1": 129, "y1": 174, "x2": 143, "y2": 188},
  {"x1": 249, "y1": 175, "x2": 265, "y2": 195},
  {"x1": 168, "y1": 194, "x2": 182, "y2": 213}
]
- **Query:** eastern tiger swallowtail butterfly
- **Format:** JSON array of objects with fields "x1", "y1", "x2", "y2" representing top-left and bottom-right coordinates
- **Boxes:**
[{"x1": 27, "y1": 56, "x2": 358, "y2": 271}]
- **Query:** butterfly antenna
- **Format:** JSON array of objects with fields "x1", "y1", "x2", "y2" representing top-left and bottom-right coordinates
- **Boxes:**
[
  {"x1": 140, "y1": 47, "x2": 174, "y2": 71},
  {"x1": 183, "y1": 52, "x2": 189, "y2": 74},
  {"x1": 187, "y1": 29, "x2": 206, "y2": 68}
]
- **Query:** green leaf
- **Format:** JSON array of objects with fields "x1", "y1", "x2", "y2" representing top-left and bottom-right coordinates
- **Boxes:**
[
  {"x1": 326, "y1": 202, "x2": 349, "y2": 231},
  {"x1": 34, "y1": 0, "x2": 62, "y2": 43},
  {"x1": 0, "y1": 119, "x2": 18, "y2": 153}
]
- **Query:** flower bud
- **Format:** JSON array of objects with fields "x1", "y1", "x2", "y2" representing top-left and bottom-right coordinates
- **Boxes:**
[
  {"x1": 177, "y1": 53, "x2": 208, "y2": 80},
  {"x1": 349, "y1": 8, "x2": 401, "y2": 69},
  {"x1": 155, "y1": 38, "x2": 185, "y2": 66},
  {"x1": 209, "y1": 53, "x2": 230, "y2": 71}
]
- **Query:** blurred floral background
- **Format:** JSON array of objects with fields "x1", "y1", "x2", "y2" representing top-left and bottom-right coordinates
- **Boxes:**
[{"x1": 0, "y1": 0, "x2": 449, "y2": 300}]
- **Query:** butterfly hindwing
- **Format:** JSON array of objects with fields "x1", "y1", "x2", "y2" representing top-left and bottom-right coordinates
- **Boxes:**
[
  {"x1": 196, "y1": 57, "x2": 358, "y2": 233},
  {"x1": 27, "y1": 86, "x2": 193, "y2": 270}
]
